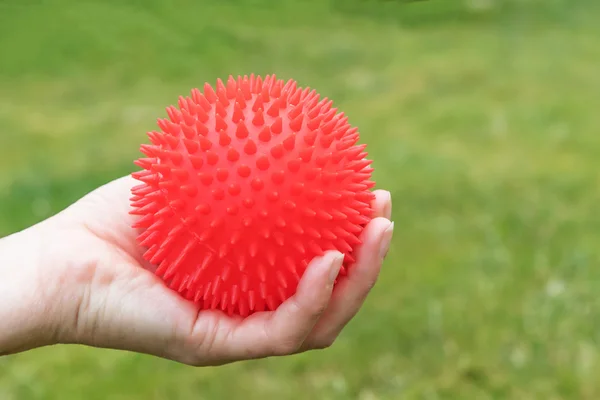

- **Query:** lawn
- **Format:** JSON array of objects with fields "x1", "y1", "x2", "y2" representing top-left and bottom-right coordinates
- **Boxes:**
[{"x1": 1, "y1": 0, "x2": 600, "y2": 398}]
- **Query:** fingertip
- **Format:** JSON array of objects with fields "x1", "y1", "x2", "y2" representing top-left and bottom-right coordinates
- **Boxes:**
[
  {"x1": 301, "y1": 250, "x2": 344, "y2": 288},
  {"x1": 291, "y1": 250, "x2": 342, "y2": 311},
  {"x1": 372, "y1": 190, "x2": 392, "y2": 220},
  {"x1": 363, "y1": 217, "x2": 394, "y2": 239},
  {"x1": 327, "y1": 251, "x2": 345, "y2": 284},
  {"x1": 379, "y1": 221, "x2": 394, "y2": 259},
  {"x1": 352, "y1": 217, "x2": 394, "y2": 267},
  {"x1": 383, "y1": 191, "x2": 392, "y2": 220}
]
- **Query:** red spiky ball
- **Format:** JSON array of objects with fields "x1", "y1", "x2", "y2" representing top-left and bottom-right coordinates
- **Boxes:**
[{"x1": 130, "y1": 74, "x2": 375, "y2": 317}]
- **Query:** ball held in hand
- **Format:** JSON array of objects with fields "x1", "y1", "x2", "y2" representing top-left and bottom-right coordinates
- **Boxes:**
[{"x1": 130, "y1": 75, "x2": 375, "y2": 317}]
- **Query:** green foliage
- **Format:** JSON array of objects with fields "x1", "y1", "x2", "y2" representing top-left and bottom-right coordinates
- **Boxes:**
[{"x1": 1, "y1": 0, "x2": 600, "y2": 398}]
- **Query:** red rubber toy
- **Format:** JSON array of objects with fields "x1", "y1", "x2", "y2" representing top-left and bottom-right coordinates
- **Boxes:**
[{"x1": 130, "y1": 74, "x2": 375, "y2": 317}]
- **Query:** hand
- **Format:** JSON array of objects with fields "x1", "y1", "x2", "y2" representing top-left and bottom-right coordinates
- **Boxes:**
[{"x1": 0, "y1": 176, "x2": 393, "y2": 365}]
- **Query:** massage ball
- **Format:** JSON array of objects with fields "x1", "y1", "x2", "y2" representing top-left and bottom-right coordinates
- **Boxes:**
[{"x1": 130, "y1": 74, "x2": 375, "y2": 317}]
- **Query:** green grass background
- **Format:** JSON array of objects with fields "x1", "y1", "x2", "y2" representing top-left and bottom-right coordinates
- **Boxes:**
[{"x1": 1, "y1": 0, "x2": 600, "y2": 398}]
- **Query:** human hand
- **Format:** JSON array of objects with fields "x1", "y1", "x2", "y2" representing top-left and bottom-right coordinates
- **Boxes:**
[{"x1": 0, "y1": 176, "x2": 393, "y2": 365}]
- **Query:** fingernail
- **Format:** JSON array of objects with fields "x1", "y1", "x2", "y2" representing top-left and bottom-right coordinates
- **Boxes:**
[
  {"x1": 384, "y1": 191, "x2": 392, "y2": 220},
  {"x1": 379, "y1": 222, "x2": 394, "y2": 259},
  {"x1": 328, "y1": 252, "x2": 345, "y2": 283}
]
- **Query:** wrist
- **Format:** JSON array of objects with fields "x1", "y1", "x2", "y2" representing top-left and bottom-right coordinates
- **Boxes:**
[{"x1": 0, "y1": 220, "x2": 68, "y2": 354}]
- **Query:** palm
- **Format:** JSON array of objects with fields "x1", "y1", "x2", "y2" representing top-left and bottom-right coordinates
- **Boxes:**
[{"x1": 55, "y1": 176, "x2": 392, "y2": 366}]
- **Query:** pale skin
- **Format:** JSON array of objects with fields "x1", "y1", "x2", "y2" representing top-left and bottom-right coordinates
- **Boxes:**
[{"x1": 0, "y1": 176, "x2": 394, "y2": 366}]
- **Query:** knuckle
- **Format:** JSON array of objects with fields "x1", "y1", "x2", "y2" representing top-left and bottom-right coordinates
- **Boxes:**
[
  {"x1": 260, "y1": 319, "x2": 302, "y2": 357},
  {"x1": 357, "y1": 276, "x2": 379, "y2": 303},
  {"x1": 306, "y1": 297, "x2": 329, "y2": 319},
  {"x1": 313, "y1": 336, "x2": 336, "y2": 350},
  {"x1": 272, "y1": 338, "x2": 303, "y2": 356},
  {"x1": 183, "y1": 357, "x2": 205, "y2": 367}
]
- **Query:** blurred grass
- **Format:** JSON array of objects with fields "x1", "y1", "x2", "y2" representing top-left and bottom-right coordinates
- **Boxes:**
[{"x1": 1, "y1": 0, "x2": 600, "y2": 398}]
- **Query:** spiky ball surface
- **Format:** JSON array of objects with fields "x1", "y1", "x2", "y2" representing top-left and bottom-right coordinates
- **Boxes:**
[{"x1": 130, "y1": 75, "x2": 375, "y2": 317}]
